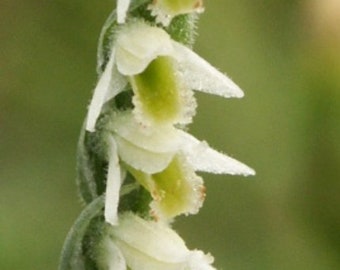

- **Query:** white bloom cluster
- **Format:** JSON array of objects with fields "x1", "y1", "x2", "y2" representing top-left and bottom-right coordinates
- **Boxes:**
[
  {"x1": 85, "y1": 1, "x2": 255, "y2": 269},
  {"x1": 86, "y1": 20, "x2": 254, "y2": 225}
]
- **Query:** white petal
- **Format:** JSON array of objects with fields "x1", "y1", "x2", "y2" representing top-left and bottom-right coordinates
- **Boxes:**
[
  {"x1": 117, "y1": 240, "x2": 184, "y2": 270},
  {"x1": 115, "y1": 22, "x2": 173, "y2": 75},
  {"x1": 86, "y1": 49, "x2": 127, "y2": 132},
  {"x1": 172, "y1": 41, "x2": 244, "y2": 98},
  {"x1": 107, "y1": 110, "x2": 182, "y2": 153},
  {"x1": 111, "y1": 213, "x2": 189, "y2": 263},
  {"x1": 100, "y1": 238, "x2": 127, "y2": 270},
  {"x1": 106, "y1": 213, "x2": 216, "y2": 269},
  {"x1": 117, "y1": 0, "x2": 131, "y2": 24},
  {"x1": 187, "y1": 250, "x2": 216, "y2": 270},
  {"x1": 115, "y1": 135, "x2": 175, "y2": 174},
  {"x1": 105, "y1": 137, "x2": 122, "y2": 225},
  {"x1": 178, "y1": 131, "x2": 255, "y2": 176}
]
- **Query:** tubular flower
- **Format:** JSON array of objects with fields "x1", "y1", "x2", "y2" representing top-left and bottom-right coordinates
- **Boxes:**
[
  {"x1": 86, "y1": 20, "x2": 243, "y2": 132},
  {"x1": 97, "y1": 212, "x2": 216, "y2": 270},
  {"x1": 102, "y1": 110, "x2": 255, "y2": 225}
]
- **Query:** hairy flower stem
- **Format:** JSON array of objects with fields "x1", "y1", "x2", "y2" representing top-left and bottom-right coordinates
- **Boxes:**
[{"x1": 59, "y1": 196, "x2": 104, "y2": 270}]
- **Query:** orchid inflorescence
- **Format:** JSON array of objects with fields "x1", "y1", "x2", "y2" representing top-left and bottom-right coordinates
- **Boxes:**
[{"x1": 59, "y1": 1, "x2": 254, "y2": 269}]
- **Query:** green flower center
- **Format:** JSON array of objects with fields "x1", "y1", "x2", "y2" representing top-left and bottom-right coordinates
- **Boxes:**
[
  {"x1": 125, "y1": 155, "x2": 203, "y2": 219},
  {"x1": 130, "y1": 56, "x2": 181, "y2": 124}
]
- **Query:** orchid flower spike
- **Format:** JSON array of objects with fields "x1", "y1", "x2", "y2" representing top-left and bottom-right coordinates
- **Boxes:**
[
  {"x1": 86, "y1": 20, "x2": 244, "y2": 132},
  {"x1": 103, "y1": 110, "x2": 255, "y2": 224},
  {"x1": 61, "y1": 2, "x2": 255, "y2": 270},
  {"x1": 97, "y1": 212, "x2": 216, "y2": 270}
]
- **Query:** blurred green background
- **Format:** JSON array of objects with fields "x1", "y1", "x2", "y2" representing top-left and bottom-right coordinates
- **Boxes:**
[{"x1": 1, "y1": 0, "x2": 340, "y2": 269}]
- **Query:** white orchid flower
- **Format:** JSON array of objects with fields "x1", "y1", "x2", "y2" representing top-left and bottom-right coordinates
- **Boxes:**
[
  {"x1": 106, "y1": 110, "x2": 254, "y2": 176},
  {"x1": 86, "y1": 21, "x2": 244, "y2": 132},
  {"x1": 148, "y1": 0, "x2": 205, "y2": 26},
  {"x1": 98, "y1": 212, "x2": 216, "y2": 270},
  {"x1": 103, "y1": 110, "x2": 254, "y2": 224}
]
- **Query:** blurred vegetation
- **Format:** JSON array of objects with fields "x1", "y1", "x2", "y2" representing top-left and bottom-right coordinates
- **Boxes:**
[{"x1": 1, "y1": 0, "x2": 339, "y2": 269}]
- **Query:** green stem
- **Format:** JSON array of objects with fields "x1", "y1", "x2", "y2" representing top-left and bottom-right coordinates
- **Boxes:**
[{"x1": 58, "y1": 196, "x2": 104, "y2": 270}]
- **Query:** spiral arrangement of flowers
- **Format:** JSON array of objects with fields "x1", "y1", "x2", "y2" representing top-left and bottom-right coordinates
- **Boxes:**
[{"x1": 59, "y1": 1, "x2": 254, "y2": 269}]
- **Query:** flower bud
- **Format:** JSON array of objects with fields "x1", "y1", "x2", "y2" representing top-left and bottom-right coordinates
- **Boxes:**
[{"x1": 149, "y1": 0, "x2": 205, "y2": 26}]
